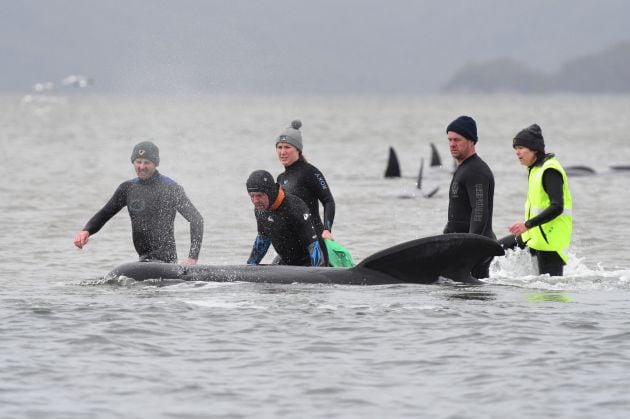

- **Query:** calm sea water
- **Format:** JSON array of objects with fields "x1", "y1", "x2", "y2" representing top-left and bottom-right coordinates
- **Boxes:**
[{"x1": 2, "y1": 94, "x2": 630, "y2": 418}]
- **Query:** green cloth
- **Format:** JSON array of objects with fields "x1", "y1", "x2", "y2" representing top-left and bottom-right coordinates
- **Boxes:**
[{"x1": 325, "y1": 239, "x2": 354, "y2": 267}]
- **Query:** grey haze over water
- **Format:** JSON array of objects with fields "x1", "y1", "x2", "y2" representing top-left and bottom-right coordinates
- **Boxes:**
[
  {"x1": 2, "y1": 94, "x2": 630, "y2": 418},
  {"x1": 3, "y1": 2, "x2": 630, "y2": 417},
  {"x1": 3, "y1": 0, "x2": 630, "y2": 94}
]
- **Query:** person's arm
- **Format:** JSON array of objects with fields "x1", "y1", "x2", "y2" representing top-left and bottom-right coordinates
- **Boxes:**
[
  {"x1": 508, "y1": 169, "x2": 564, "y2": 236},
  {"x1": 465, "y1": 176, "x2": 492, "y2": 235},
  {"x1": 307, "y1": 241, "x2": 325, "y2": 267},
  {"x1": 74, "y1": 183, "x2": 128, "y2": 249},
  {"x1": 308, "y1": 167, "x2": 336, "y2": 238},
  {"x1": 247, "y1": 234, "x2": 271, "y2": 265},
  {"x1": 175, "y1": 186, "x2": 204, "y2": 263},
  {"x1": 73, "y1": 230, "x2": 90, "y2": 249},
  {"x1": 291, "y1": 207, "x2": 325, "y2": 267}
]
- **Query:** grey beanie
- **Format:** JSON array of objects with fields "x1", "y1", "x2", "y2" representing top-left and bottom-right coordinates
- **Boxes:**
[
  {"x1": 130, "y1": 141, "x2": 160, "y2": 165},
  {"x1": 276, "y1": 120, "x2": 303, "y2": 152},
  {"x1": 513, "y1": 124, "x2": 545, "y2": 153}
]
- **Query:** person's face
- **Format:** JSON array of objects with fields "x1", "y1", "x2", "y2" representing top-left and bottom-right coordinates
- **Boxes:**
[
  {"x1": 249, "y1": 192, "x2": 270, "y2": 211},
  {"x1": 514, "y1": 146, "x2": 537, "y2": 167},
  {"x1": 447, "y1": 131, "x2": 475, "y2": 162},
  {"x1": 276, "y1": 142, "x2": 300, "y2": 167},
  {"x1": 133, "y1": 158, "x2": 157, "y2": 180}
]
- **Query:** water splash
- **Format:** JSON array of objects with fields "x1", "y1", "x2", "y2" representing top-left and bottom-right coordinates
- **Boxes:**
[{"x1": 488, "y1": 247, "x2": 630, "y2": 291}]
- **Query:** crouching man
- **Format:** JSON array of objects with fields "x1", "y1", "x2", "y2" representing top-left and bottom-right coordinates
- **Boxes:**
[{"x1": 245, "y1": 170, "x2": 327, "y2": 267}]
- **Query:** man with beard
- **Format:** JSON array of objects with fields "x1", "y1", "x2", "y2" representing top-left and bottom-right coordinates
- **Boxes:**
[
  {"x1": 443, "y1": 116, "x2": 496, "y2": 279},
  {"x1": 245, "y1": 169, "x2": 326, "y2": 267}
]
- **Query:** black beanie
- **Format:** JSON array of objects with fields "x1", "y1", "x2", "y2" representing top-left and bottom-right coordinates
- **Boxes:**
[
  {"x1": 513, "y1": 124, "x2": 545, "y2": 153},
  {"x1": 246, "y1": 170, "x2": 279, "y2": 203},
  {"x1": 446, "y1": 116, "x2": 478, "y2": 143},
  {"x1": 131, "y1": 141, "x2": 160, "y2": 165}
]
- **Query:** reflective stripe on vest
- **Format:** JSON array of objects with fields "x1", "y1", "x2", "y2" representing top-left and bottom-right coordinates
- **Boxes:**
[{"x1": 521, "y1": 157, "x2": 573, "y2": 263}]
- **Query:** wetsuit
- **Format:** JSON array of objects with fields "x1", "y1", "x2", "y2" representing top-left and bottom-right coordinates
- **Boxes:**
[
  {"x1": 83, "y1": 171, "x2": 204, "y2": 263},
  {"x1": 444, "y1": 153, "x2": 496, "y2": 278},
  {"x1": 499, "y1": 155, "x2": 567, "y2": 276},
  {"x1": 247, "y1": 188, "x2": 326, "y2": 267},
  {"x1": 277, "y1": 160, "x2": 335, "y2": 235}
]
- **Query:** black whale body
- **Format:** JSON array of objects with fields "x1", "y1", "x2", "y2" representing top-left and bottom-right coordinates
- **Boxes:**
[{"x1": 107, "y1": 233, "x2": 504, "y2": 285}]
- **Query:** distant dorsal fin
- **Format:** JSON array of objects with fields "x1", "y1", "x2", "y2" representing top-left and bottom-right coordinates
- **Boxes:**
[
  {"x1": 430, "y1": 142, "x2": 442, "y2": 167},
  {"x1": 384, "y1": 146, "x2": 401, "y2": 178},
  {"x1": 416, "y1": 157, "x2": 424, "y2": 189}
]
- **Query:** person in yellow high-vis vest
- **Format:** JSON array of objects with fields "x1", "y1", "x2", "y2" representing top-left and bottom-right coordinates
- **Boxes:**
[{"x1": 499, "y1": 124, "x2": 572, "y2": 276}]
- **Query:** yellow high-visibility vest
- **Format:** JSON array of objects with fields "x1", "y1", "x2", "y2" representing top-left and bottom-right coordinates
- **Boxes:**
[{"x1": 521, "y1": 157, "x2": 573, "y2": 263}]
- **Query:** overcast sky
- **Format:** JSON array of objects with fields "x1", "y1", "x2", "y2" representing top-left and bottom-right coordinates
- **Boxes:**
[{"x1": 2, "y1": 0, "x2": 629, "y2": 94}]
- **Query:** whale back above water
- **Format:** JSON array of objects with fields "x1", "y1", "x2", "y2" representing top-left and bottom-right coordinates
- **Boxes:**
[{"x1": 107, "y1": 233, "x2": 504, "y2": 285}]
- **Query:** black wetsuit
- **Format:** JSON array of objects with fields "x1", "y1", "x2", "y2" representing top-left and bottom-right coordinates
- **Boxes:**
[
  {"x1": 444, "y1": 154, "x2": 496, "y2": 278},
  {"x1": 247, "y1": 190, "x2": 326, "y2": 267},
  {"x1": 499, "y1": 155, "x2": 565, "y2": 276},
  {"x1": 83, "y1": 171, "x2": 204, "y2": 263},
  {"x1": 277, "y1": 160, "x2": 335, "y2": 234}
]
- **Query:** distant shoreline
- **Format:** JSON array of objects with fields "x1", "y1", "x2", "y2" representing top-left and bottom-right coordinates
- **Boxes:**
[{"x1": 442, "y1": 41, "x2": 630, "y2": 94}]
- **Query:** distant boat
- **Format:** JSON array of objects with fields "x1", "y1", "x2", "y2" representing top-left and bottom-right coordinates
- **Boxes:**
[
  {"x1": 33, "y1": 82, "x2": 55, "y2": 92},
  {"x1": 61, "y1": 74, "x2": 94, "y2": 88}
]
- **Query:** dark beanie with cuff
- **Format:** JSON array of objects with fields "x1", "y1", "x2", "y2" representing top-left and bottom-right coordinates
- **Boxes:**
[
  {"x1": 276, "y1": 120, "x2": 303, "y2": 152},
  {"x1": 131, "y1": 141, "x2": 160, "y2": 165},
  {"x1": 246, "y1": 170, "x2": 279, "y2": 203},
  {"x1": 446, "y1": 116, "x2": 478, "y2": 143},
  {"x1": 513, "y1": 124, "x2": 545, "y2": 153}
]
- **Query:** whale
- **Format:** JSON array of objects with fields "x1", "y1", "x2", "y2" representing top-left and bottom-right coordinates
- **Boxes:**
[
  {"x1": 429, "y1": 142, "x2": 442, "y2": 167},
  {"x1": 416, "y1": 157, "x2": 424, "y2": 188},
  {"x1": 415, "y1": 157, "x2": 439, "y2": 197},
  {"x1": 384, "y1": 146, "x2": 401, "y2": 178},
  {"x1": 565, "y1": 165, "x2": 596, "y2": 176},
  {"x1": 107, "y1": 233, "x2": 504, "y2": 285},
  {"x1": 385, "y1": 146, "x2": 439, "y2": 198},
  {"x1": 384, "y1": 143, "x2": 443, "y2": 178}
]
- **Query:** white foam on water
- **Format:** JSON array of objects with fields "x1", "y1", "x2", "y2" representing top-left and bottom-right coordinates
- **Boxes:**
[
  {"x1": 183, "y1": 299, "x2": 268, "y2": 310},
  {"x1": 488, "y1": 247, "x2": 630, "y2": 290}
]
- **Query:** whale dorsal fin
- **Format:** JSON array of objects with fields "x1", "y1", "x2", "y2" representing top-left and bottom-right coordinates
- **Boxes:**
[
  {"x1": 430, "y1": 142, "x2": 442, "y2": 167},
  {"x1": 416, "y1": 157, "x2": 424, "y2": 189},
  {"x1": 384, "y1": 146, "x2": 401, "y2": 178},
  {"x1": 356, "y1": 233, "x2": 504, "y2": 284}
]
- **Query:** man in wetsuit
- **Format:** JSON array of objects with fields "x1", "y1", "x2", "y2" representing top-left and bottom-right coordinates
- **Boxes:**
[
  {"x1": 444, "y1": 116, "x2": 496, "y2": 279},
  {"x1": 501, "y1": 124, "x2": 572, "y2": 276},
  {"x1": 73, "y1": 141, "x2": 204, "y2": 264},
  {"x1": 245, "y1": 170, "x2": 326, "y2": 267}
]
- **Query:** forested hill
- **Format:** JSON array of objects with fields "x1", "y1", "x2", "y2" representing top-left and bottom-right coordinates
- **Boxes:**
[{"x1": 442, "y1": 41, "x2": 630, "y2": 93}]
